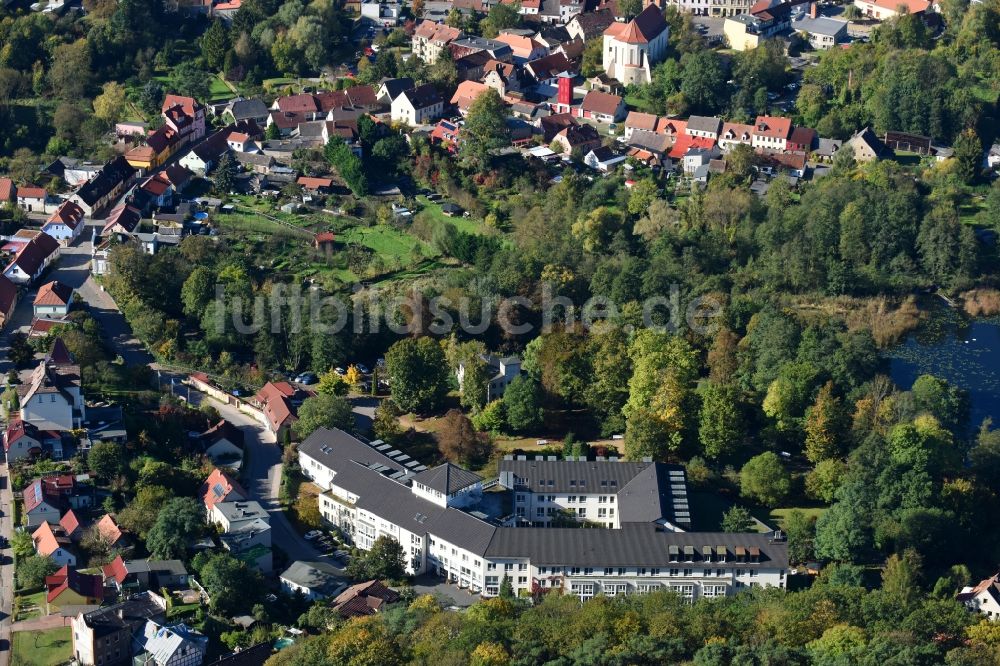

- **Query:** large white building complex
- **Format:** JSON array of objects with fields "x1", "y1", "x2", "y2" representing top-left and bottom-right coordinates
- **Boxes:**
[{"x1": 300, "y1": 428, "x2": 789, "y2": 600}]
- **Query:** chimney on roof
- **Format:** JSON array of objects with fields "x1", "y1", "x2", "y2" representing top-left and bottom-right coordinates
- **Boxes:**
[{"x1": 809, "y1": 2, "x2": 817, "y2": 17}]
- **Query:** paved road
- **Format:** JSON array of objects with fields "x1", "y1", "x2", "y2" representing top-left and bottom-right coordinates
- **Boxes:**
[{"x1": 0, "y1": 465, "x2": 14, "y2": 664}]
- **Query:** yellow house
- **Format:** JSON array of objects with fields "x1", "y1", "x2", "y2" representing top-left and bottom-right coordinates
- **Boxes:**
[
  {"x1": 46, "y1": 566, "x2": 104, "y2": 614},
  {"x1": 723, "y1": 15, "x2": 762, "y2": 51}
]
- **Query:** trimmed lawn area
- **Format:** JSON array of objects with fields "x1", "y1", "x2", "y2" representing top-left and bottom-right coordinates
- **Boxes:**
[
  {"x1": 14, "y1": 590, "x2": 46, "y2": 622},
  {"x1": 340, "y1": 225, "x2": 433, "y2": 262},
  {"x1": 770, "y1": 506, "x2": 827, "y2": 527},
  {"x1": 414, "y1": 196, "x2": 485, "y2": 236},
  {"x1": 208, "y1": 75, "x2": 234, "y2": 102},
  {"x1": 11, "y1": 626, "x2": 72, "y2": 666}
]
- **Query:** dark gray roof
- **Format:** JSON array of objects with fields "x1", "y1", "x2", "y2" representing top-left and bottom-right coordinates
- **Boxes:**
[
  {"x1": 412, "y1": 463, "x2": 482, "y2": 495},
  {"x1": 227, "y1": 98, "x2": 269, "y2": 121},
  {"x1": 81, "y1": 592, "x2": 166, "y2": 637},
  {"x1": 401, "y1": 83, "x2": 443, "y2": 110},
  {"x1": 485, "y1": 525, "x2": 789, "y2": 569},
  {"x1": 627, "y1": 129, "x2": 671, "y2": 154},
  {"x1": 299, "y1": 428, "x2": 409, "y2": 475},
  {"x1": 499, "y1": 458, "x2": 649, "y2": 494},
  {"x1": 206, "y1": 643, "x2": 273, "y2": 666},
  {"x1": 379, "y1": 78, "x2": 416, "y2": 101},
  {"x1": 280, "y1": 561, "x2": 344, "y2": 593},
  {"x1": 617, "y1": 464, "x2": 691, "y2": 527},
  {"x1": 686, "y1": 115, "x2": 722, "y2": 134}
]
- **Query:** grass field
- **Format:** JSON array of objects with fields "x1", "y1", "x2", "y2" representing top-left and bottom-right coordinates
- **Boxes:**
[
  {"x1": 414, "y1": 196, "x2": 485, "y2": 236},
  {"x1": 340, "y1": 225, "x2": 433, "y2": 261},
  {"x1": 14, "y1": 591, "x2": 46, "y2": 621},
  {"x1": 769, "y1": 506, "x2": 827, "y2": 527},
  {"x1": 11, "y1": 627, "x2": 72, "y2": 666},
  {"x1": 208, "y1": 76, "x2": 235, "y2": 102}
]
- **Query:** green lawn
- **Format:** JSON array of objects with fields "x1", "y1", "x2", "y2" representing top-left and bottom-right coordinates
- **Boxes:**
[
  {"x1": 14, "y1": 591, "x2": 46, "y2": 621},
  {"x1": 208, "y1": 76, "x2": 235, "y2": 102},
  {"x1": 414, "y1": 196, "x2": 485, "y2": 236},
  {"x1": 340, "y1": 225, "x2": 433, "y2": 261},
  {"x1": 769, "y1": 506, "x2": 827, "y2": 528},
  {"x1": 11, "y1": 627, "x2": 72, "y2": 666}
]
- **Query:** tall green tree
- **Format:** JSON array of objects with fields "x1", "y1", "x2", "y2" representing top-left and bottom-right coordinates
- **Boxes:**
[
  {"x1": 461, "y1": 88, "x2": 508, "y2": 167},
  {"x1": 503, "y1": 375, "x2": 543, "y2": 433},
  {"x1": 385, "y1": 337, "x2": 450, "y2": 413},
  {"x1": 295, "y1": 393, "x2": 355, "y2": 439},
  {"x1": 698, "y1": 383, "x2": 745, "y2": 461},
  {"x1": 146, "y1": 497, "x2": 206, "y2": 560},
  {"x1": 202, "y1": 20, "x2": 230, "y2": 71},
  {"x1": 739, "y1": 452, "x2": 791, "y2": 507}
]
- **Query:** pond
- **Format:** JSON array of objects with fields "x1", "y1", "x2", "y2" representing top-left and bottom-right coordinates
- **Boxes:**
[{"x1": 886, "y1": 303, "x2": 1000, "y2": 430}]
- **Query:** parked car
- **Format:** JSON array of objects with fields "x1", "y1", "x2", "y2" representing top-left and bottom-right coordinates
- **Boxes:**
[
  {"x1": 304, "y1": 530, "x2": 323, "y2": 540},
  {"x1": 356, "y1": 363, "x2": 370, "y2": 375},
  {"x1": 295, "y1": 372, "x2": 318, "y2": 385},
  {"x1": 334, "y1": 367, "x2": 346, "y2": 376}
]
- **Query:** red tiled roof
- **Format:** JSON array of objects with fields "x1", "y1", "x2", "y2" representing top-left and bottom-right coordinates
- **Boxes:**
[
  {"x1": 140, "y1": 175, "x2": 172, "y2": 197},
  {"x1": 668, "y1": 135, "x2": 716, "y2": 159},
  {"x1": 46, "y1": 565, "x2": 104, "y2": 604},
  {"x1": 17, "y1": 185, "x2": 46, "y2": 200},
  {"x1": 657, "y1": 118, "x2": 686, "y2": 135},
  {"x1": 46, "y1": 201, "x2": 85, "y2": 229},
  {"x1": 95, "y1": 514, "x2": 125, "y2": 546},
  {"x1": 34, "y1": 281, "x2": 73, "y2": 307},
  {"x1": 788, "y1": 126, "x2": 817, "y2": 148},
  {"x1": 7, "y1": 233, "x2": 59, "y2": 280},
  {"x1": 580, "y1": 90, "x2": 623, "y2": 116},
  {"x1": 451, "y1": 80, "x2": 491, "y2": 111},
  {"x1": 315, "y1": 232, "x2": 336, "y2": 243},
  {"x1": 276, "y1": 94, "x2": 320, "y2": 115},
  {"x1": 201, "y1": 468, "x2": 247, "y2": 510},
  {"x1": 297, "y1": 177, "x2": 334, "y2": 190},
  {"x1": 0, "y1": 177, "x2": 14, "y2": 202},
  {"x1": 753, "y1": 115, "x2": 792, "y2": 140},
  {"x1": 625, "y1": 111, "x2": 659, "y2": 131},
  {"x1": 33, "y1": 522, "x2": 66, "y2": 557},
  {"x1": 48, "y1": 337, "x2": 73, "y2": 365},
  {"x1": 59, "y1": 509, "x2": 81, "y2": 536},
  {"x1": 102, "y1": 555, "x2": 128, "y2": 585},
  {"x1": 4, "y1": 418, "x2": 40, "y2": 452},
  {"x1": 253, "y1": 382, "x2": 298, "y2": 432},
  {"x1": 603, "y1": 4, "x2": 667, "y2": 44},
  {"x1": 162, "y1": 94, "x2": 202, "y2": 119}
]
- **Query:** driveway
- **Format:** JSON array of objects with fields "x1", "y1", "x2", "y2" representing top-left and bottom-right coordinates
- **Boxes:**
[{"x1": 411, "y1": 573, "x2": 481, "y2": 608}]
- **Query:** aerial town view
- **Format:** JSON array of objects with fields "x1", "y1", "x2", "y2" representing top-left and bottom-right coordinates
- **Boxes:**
[{"x1": 0, "y1": 0, "x2": 999, "y2": 664}]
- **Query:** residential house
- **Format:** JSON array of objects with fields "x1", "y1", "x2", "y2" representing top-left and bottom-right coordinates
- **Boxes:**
[
  {"x1": 332, "y1": 580, "x2": 401, "y2": 618},
  {"x1": 376, "y1": 77, "x2": 416, "y2": 104},
  {"x1": 845, "y1": 126, "x2": 892, "y2": 162},
  {"x1": 430, "y1": 119, "x2": 463, "y2": 152},
  {"x1": 566, "y1": 9, "x2": 615, "y2": 41},
  {"x1": 32, "y1": 520, "x2": 77, "y2": 567},
  {"x1": 495, "y1": 32, "x2": 548, "y2": 62},
  {"x1": 162, "y1": 94, "x2": 207, "y2": 144},
  {"x1": 683, "y1": 145, "x2": 722, "y2": 174},
  {"x1": 957, "y1": 573, "x2": 1000, "y2": 621},
  {"x1": 102, "y1": 204, "x2": 143, "y2": 237},
  {"x1": 211, "y1": 500, "x2": 273, "y2": 571},
  {"x1": 201, "y1": 468, "x2": 247, "y2": 512},
  {"x1": 450, "y1": 36, "x2": 514, "y2": 62},
  {"x1": 585, "y1": 146, "x2": 627, "y2": 173},
  {"x1": 223, "y1": 97, "x2": 270, "y2": 126},
  {"x1": 16, "y1": 185, "x2": 47, "y2": 213},
  {"x1": 234, "y1": 152, "x2": 275, "y2": 175},
  {"x1": 451, "y1": 80, "x2": 491, "y2": 116},
  {"x1": 46, "y1": 565, "x2": 104, "y2": 613},
  {"x1": 456, "y1": 51, "x2": 494, "y2": 82},
  {"x1": 209, "y1": 499, "x2": 269, "y2": 533},
  {"x1": 280, "y1": 561, "x2": 345, "y2": 600},
  {"x1": 525, "y1": 52, "x2": 576, "y2": 87},
  {"x1": 297, "y1": 176, "x2": 334, "y2": 194},
  {"x1": 132, "y1": 621, "x2": 208, "y2": 666},
  {"x1": 68, "y1": 156, "x2": 138, "y2": 218},
  {"x1": 724, "y1": 0, "x2": 810, "y2": 51},
  {"x1": 623, "y1": 111, "x2": 660, "y2": 140},
  {"x1": 853, "y1": 0, "x2": 929, "y2": 19},
  {"x1": 4, "y1": 418, "x2": 51, "y2": 463},
  {"x1": 751, "y1": 115, "x2": 792, "y2": 152},
  {"x1": 361, "y1": 0, "x2": 401, "y2": 25},
  {"x1": 551, "y1": 123, "x2": 602, "y2": 155},
  {"x1": 179, "y1": 120, "x2": 260, "y2": 175},
  {"x1": 667, "y1": 0, "x2": 753, "y2": 16},
  {"x1": 578, "y1": 91, "x2": 627, "y2": 123},
  {"x1": 251, "y1": 381, "x2": 310, "y2": 438},
  {"x1": 0, "y1": 274, "x2": 16, "y2": 331},
  {"x1": 95, "y1": 513, "x2": 131, "y2": 550},
  {"x1": 198, "y1": 419, "x2": 244, "y2": 466},
  {"x1": 390, "y1": 84, "x2": 444, "y2": 126},
  {"x1": 33, "y1": 280, "x2": 72, "y2": 318},
  {"x1": 132, "y1": 174, "x2": 176, "y2": 213},
  {"x1": 3, "y1": 232, "x2": 59, "y2": 285},
  {"x1": 481, "y1": 60, "x2": 526, "y2": 98},
  {"x1": 457, "y1": 355, "x2": 522, "y2": 402},
  {"x1": 762, "y1": 150, "x2": 807, "y2": 178},
  {"x1": 790, "y1": 11, "x2": 847, "y2": 49},
  {"x1": 814, "y1": 137, "x2": 843, "y2": 162},
  {"x1": 0, "y1": 177, "x2": 14, "y2": 205},
  {"x1": 60, "y1": 509, "x2": 83, "y2": 541},
  {"x1": 533, "y1": 24, "x2": 573, "y2": 49},
  {"x1": 786, "y1": 126, "x2": 816, "y2": 152},
  {"x1": 23, "y1": 476, "x2": 65, "y2": 527},
  {"x1": 625, "y1": 130, "x2": 673, "y2": 167},
  {"x1": 18, "y1": 342, "x2": 85, "y2": 432},
  {"x1": 686, "y1": 115, "x2": 723, "y2": 140},
  {"x1": 602, "y1": 5, "x2": 670, "y2": 85},
  {"x1": 718, "y1": 122, "x2": 754, "y2": 151},
  {"x1": 103, "y1": 556, "x2": 189, "y2": 594},
  {"x1": 71, "y1": 592, "x2": 168, "y2": 666},
  {"x1": 411, "y1": 21, "x2": 463, "y2": 62},
  {"x1": 41, "y1": 200, "x2": 86, "y2": 245}
]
